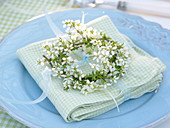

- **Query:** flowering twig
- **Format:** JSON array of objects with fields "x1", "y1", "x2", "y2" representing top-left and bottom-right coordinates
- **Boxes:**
[{"x1": 38, "y1": 19, "x2": 130, "y2": 95}]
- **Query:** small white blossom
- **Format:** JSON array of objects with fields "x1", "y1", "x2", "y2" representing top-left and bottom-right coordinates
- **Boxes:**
[
  {"x1": 89, "y1": 63, "x2": 100, "y2": 71},
  {"x1": 62, "y1": 57, "x2": 73, "y2": 64},
  {"x1": 78, "y1": 71, "x2": 85, "y2": 81},
  {"x1": 81, "y1": 85, "x2": 93, "y2": 95},
  {"x1": 73, "y1": 81, "x2": 81, "y2": 89},
  {"x1": 101, "y1": 50, "x2": 110, "y2": 57},
  {"x1": 93, "y1": 51, "x2": 101, "y2": 62}
]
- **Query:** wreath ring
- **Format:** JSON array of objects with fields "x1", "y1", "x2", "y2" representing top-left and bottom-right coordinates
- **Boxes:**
[{"x1": 38, "y1": 19, "x2": 130, "y2": 95}]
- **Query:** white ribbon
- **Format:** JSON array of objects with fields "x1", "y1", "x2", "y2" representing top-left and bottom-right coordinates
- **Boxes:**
[
  {"x1": 81, "y1": 11, "x2": 88, "y2": 24},
  {"x1": 104, "y1": 89, "x2": 120, "y2": 112},
  {"x1": 0, "y1": 67, "x2": 51, "y2": 104},
  {"x1": 44, "y1": 8, "x2": 64, "y2": 37}
]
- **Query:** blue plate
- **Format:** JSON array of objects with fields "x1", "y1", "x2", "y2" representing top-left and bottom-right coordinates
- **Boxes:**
[{"x1": 0, "y1": 8, "x2": 170, "y2": 128}]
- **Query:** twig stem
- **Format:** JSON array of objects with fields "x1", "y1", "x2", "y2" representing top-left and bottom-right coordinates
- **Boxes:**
[{"x1": 43, "y1": 55, "x2": 53, "y2": 68}]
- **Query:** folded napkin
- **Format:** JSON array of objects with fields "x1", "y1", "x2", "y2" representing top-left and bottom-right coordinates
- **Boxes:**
[{"x1": 16, "y1": 15, "x2": 166, "y2": 122}]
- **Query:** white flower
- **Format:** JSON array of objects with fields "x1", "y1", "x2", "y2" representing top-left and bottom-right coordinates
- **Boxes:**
[
  {"x1": 100, "y1": 57, "x2": 108, "y2": 64},
  {"x1": 87, "y1": 27, "x2": 93, "y2": 31},
  {"x1": 81, "y1": 85, "x2": 93, "y2": 95},
  {"x1": 93, "y1": 51, "x2": 101, "y2": 62},
  {"x1": 85, "y1": 80, "x2": 91, "y2": 86},
  {"x1": 113, "y1": 76, "x2": 119, "y2": 83},
  {"x1": 62, "y1": 19, "x2": 70, "y2": 24},
  {"x1": 62, "y1": 56, "x2": 72, "y2": 64},
  {"x1": 74, "y1": 73, "x2": 78, "y2": 78},
  {"x1": 54, "y1": 50, "x2": 59, "y2": 55},
  {"x1": 111, "y1": 51, "x2": 115, "y2": 55},
  {"x1": 75, "y1": 23, "x2": 87, "y2": 31},
  {"x1": 91, "y1": 29, "x2": 99, "y2": 38},
  {"x1": 101, "y1": 50, "x2": 110, "y2": 57},
  {"x1": 65, "y1": 77, "x2": 73, "y2": 82},
  {"x1": 63, "y1": 81, "x2": 71, "y2": 88},
  {"x1": 116, "y1": 58, "x2": 125, "y2": 66},
  {"x1": 89, "y1": 63, "x2": 100, "y2": 71},
  {"x1": 51, "y1": 67, "x2": 55, "y2": 71},
  {"x1": 64, "y1": 44, "x2": 73, "y2": 52},
  {"x1": 110, "y1": 66, "x2": 116, "y2": 72},
  {"x1": 55, "y1": 70, "x2": 64, "y2": 77},
  {"x1": 94, "y1": 40, "x2": 102, "y2": 46},
  {"x1": 112, "y1": 46, "x2": 117, "y2": 50},
  {"x1": 78, "y1": 71, "x2": 85, "y2": 81},
  {"x1": 71, "y1": 65, "x2": 79, "y2": 72},
  {"x1": 73, "y1": 81, "x2": 81, "y2": 89},
  {"x1": 82, "y1": 31, "x2": 88, "y2": 37},
  {"x1": 90, "y1": 82, "x2": 95, "y2": 89}
]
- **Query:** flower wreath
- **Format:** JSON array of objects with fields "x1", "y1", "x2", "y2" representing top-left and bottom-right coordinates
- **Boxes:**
[{"x1": 38, "y1": 19, "x2": 130, "y2": 95}]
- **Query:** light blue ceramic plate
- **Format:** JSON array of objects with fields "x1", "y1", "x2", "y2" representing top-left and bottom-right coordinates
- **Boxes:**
[{"x1": 0, "y1": 8, "x2": 170, "y2": 128}]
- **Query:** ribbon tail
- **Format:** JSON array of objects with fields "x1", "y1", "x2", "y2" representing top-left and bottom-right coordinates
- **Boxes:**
[
  {"x1": 44, "y1": 8, "x2": 63, "y2": 37},
  {"x1": 0, "y1": 67, "x2": 51, "y2": 105},
  {"x1": 81, "y1": 11, "x2": 88, "y2": 24},
  {"x1": 105, "y1": 89, "x2": 120, "y2": 112},
  {"x1": 0, "y1": 92, "x2": 47, "y2": 104}
]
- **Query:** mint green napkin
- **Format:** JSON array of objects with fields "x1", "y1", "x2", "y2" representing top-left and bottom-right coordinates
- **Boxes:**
[{"x1": 17, "y1": 15, "x2": 166, "y2": 122}]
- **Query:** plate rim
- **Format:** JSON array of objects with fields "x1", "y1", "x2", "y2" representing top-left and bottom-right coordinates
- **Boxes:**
[{"x1": 0, "y1": 8, "x2": 170, "y2": 128}]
